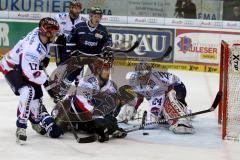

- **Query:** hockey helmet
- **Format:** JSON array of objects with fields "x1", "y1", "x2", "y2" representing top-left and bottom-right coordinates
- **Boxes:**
[
  {"x1": 93, "y1": 59, "x2": 112, "y2": 75},
  {"x1": 39, "y1": 17, "x2": 59, "y2": 38},
  {"x1": 135, "y1": 61, "x2": 152, "y2": 75},
  {"x1": 70, "y1": 0, "x2": 82, "y2": 8},
  {"x1": 135, "y1": 61, "x2": 152, "y2": 84},
  {"x1": 89, "y1": 6, "x2": 103, "y2": 16}
]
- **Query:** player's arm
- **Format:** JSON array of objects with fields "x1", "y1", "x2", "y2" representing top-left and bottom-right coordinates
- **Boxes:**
[{"x1": 66, "y1": 26, "x2": 78, "y2": 55}]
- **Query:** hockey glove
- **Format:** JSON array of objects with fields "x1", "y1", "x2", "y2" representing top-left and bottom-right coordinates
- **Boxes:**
[
  {"x1": 43, "y1": 80, "x2": 60, "y2": 100},
  {"x1": 40, "y1": 57, "x2": 50, "y2": 70}
]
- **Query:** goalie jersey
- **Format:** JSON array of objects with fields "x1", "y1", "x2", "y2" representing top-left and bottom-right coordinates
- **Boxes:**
[
  {"x1": 128, "y1": 71, "x2": 182, "y2": 109},
  {"x1": 0, "y1": 28, "x2": 49, "y2": 85}
]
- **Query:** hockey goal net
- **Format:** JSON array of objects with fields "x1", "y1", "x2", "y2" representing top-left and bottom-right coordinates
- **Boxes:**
[{"x1": 219, "y1": 40, "x2": 240, "y2": 141}]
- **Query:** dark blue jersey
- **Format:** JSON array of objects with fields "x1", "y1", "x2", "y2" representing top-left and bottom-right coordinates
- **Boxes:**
[{"x1": 66, "y1": 21, "x2": 112, "y2": 55}]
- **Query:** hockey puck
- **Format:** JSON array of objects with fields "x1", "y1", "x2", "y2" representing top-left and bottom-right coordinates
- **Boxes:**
[{"x1": 142, "y1": 132, "x2": 149, "y2": 135}]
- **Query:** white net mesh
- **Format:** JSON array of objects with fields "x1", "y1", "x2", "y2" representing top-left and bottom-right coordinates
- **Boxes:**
[{"x1": 226, "y1": 45, "x2": 240, "y2": 140}]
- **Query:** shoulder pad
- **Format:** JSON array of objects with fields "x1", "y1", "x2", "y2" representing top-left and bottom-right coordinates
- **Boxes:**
[
  {"x1": 110, "y1": 80, "x2": 118, "y2": 90},
  {"x1": 56, "y1": 13, "x2": 67, "y2": 20}
]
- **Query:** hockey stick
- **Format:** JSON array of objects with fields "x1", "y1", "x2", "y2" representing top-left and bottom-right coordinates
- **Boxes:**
[
  {"x1": 125, "y1": 91, "x2": 222, "y2": 133},
  {"x1": 152, "y1": 46, "x2": 173, "y2": 61},
  {"x1": 135, "y1": 46, "x2": 173, "y2": 62},
  {"x1": 108, "y1": 41, "x2": 140, "y2": 53},
  {"x1": 56, "y1": 101, "x2": 97, "y2": 143},
  {"x1": 53, "y1": 40, "x2": 139, "y2": 54},
  {"x1": 42, "y1": 67, "x2": 97, "y2": 143}
]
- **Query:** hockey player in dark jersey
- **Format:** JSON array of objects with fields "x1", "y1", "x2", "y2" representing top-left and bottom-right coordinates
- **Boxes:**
[
  {"x1": 66, "y1": 6, "x2": 112, "y2": 56},
  {"x1": 56, "y1": 6, "x2": 113, "y2": 98},
  {"x1": 54, "y1": 0, "x2": 86, "y2": 66}
]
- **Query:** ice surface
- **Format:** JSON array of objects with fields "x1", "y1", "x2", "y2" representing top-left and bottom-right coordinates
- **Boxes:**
[{"x1": 0, "y1": 64, "x2": 239, "y2": 160}]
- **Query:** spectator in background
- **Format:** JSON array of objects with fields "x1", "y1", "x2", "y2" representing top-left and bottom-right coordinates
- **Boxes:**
[
  {"x1": 175, "y1": 0, "x2": 197, "y2": 19},
  {"x1": 229, "y1": 6, "x2": 240, "y2": 21},
  {"x1": 174, "y1": 0, "x2": 184, "y2": 18}
]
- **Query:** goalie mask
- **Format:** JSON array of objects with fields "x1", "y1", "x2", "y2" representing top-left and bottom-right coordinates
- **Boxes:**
[{"x1": 135, "y1": 62, "x2": 152, "y2": 85}]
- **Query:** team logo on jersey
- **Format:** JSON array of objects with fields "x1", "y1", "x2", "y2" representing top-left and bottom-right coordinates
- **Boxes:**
[
  {"x1": 95, "y1": 33, "x2": 103, "y2": 39},
  {"x1": 78, "y1": 32, "x2": 86, "y2": 35},
  {"x1": 25, "y1": 53, "x2": 38, "y2": 63},
  {"x1": 84, "y1": 41, "x2": 98, "y2": 47}
]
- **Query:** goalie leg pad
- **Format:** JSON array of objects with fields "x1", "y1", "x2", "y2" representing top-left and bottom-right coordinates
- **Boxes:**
[{"x1": 163, "y1": 90, "x2": 194, "y2": 134}]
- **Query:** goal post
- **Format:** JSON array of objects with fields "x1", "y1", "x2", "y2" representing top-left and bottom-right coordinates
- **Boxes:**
[{"x1": 219, "y1": 40, "x2": 240, "y2": 141}]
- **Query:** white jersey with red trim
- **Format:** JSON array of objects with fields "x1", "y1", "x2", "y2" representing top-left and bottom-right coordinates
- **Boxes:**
[
  {"x1": 128, "y1": 71, "x2": 182, "y2": 109},
  {"x1": 74, "y1": 74, "x2": 117, "y2": 112},
  {"x1": 77, "y1": 74, "x2": 117, "y2": 100},
  {"x1": 0, "y1": 28, "x2": 49, "y2": 85},
  {"x1": 54, "y1": 13, "x2": 86, "y2": 37}
]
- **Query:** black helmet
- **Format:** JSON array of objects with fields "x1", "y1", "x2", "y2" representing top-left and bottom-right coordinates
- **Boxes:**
[
  {"x1": 39, "y1": 17, "x2": 59, "y2": 37},
  {"x1": 70, "y1": 0, "x2": 82, "y2": 8},
  {"x1": 89, "y1": 6, "x2": 103, "y2": 16}
]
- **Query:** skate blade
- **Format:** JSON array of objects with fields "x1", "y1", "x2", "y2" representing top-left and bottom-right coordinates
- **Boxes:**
[
  {"x1": 16, "y1": 138, "x2": 26, "y2": 145},
  {"x1": 16, "y1": 135, "x2": 27, "y2": 145}
]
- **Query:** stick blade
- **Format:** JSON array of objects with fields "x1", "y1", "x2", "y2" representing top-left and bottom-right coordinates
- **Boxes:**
[
  {"x1": 77, "y1": 134, "x2": 97, "y2": 143},
  {"x1": 210, "y1": 91, "x2": 222, "y2": 111},
  {"x1": 164, "y1": 46, "x2": 173, "y2": 57}
]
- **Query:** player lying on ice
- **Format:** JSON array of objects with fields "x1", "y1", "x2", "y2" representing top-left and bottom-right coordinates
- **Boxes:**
[
  {"x1": 0, "y1": 17, "x2": 63, "y2": 144},
  {"x1": 121, "y1": 62, "x2": 194, "y2": 134},
  {"x1": 49, "y1": 58, "x2": 131, "y2": 142}
]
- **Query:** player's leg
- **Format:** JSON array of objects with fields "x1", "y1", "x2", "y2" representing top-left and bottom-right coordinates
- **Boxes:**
[
  {"x1": 104, "y1": 115, "x2": 127, "y2": 138},
  {"x1": 33, "y1": 85, "x2": 62, "y2": 138},
  {"x1": 5, "y1": 69, "x2": 34, "y2": 143},
  {"x1": 174, "y1": 82, "x2": 187, "y2": 106}
]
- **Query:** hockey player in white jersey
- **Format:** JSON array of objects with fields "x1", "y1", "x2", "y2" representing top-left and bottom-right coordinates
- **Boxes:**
[
  {"x1": 0, "y1": 17, "x2": 63, "y2": 144},
  {"x1": 54, "y1": 0, "x2": 86, "y2": 65},
  {"x1": 125, "y1": 62, "x2": 194, "y2": 134},
  {"x1": 52, "y1": 59, "x2": 127, "y2": 142}
]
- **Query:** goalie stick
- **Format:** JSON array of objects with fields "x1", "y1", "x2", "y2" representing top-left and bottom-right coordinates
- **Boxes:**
[
  {"x1": 43, "y1": 67, "x2": 97, "y2": 143},
  {"x1": 134, "y1": 45, "x2": 173, "y2": 62},
  {"x1": 108, "y1": 41, "x2": 140, "y2": 53},
  {"x1": 125, "y1": 91, "x2": 222, "y2": 133}
]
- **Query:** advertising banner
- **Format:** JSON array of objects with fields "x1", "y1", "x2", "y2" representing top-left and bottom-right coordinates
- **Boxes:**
[
  {"x1": 0, "y1": 0, "x2": 222, "y2": 20},
  {"x1": 175, "y1": 29, "x2": 220, "y2": 64},
  {"x1": 0, "y1": 21, "x2": 174, "y2": 63},
  {"x1": 0, "y1": 21, "x2": 37, "y2": 55},
  {"x1": 108, "y1": 26, "x2": 174, "y2": 62},
  {"x1": 175, "y1": 29, "x2": 240, "y2": 64}
]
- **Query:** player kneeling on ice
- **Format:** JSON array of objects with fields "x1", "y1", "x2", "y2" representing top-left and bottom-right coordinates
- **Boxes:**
[
  {"x1": 125, "y1": 62, "x2": 194, "y2": 134},
  {"x1": 52, "y1": 59, "x2": 127, "y2": 142},
  {"x1": 0, "y1": 17, "x2": 63, "y2": 144}
]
